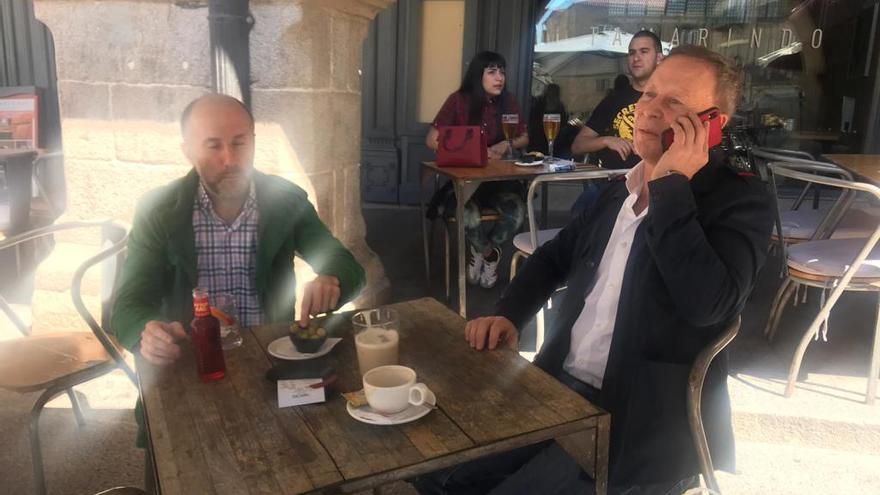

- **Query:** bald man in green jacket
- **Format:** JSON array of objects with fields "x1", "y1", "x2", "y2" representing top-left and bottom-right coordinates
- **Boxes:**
[{"x1": 112, "y1": 93, "x2": 365, "y2": 367}]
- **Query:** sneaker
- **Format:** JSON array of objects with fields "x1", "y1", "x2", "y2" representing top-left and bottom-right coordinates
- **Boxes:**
[
  {"x1": 480, "y1": 247, "x2": 501, "y2": 288},
  {"x1": 467, "y1": 245, "x2": 484, "y2": 285}
]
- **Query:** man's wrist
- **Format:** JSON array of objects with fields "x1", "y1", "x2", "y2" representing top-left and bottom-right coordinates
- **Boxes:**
[{"x1": 651, "y1": 166, "x2": 690, "y2": 181}]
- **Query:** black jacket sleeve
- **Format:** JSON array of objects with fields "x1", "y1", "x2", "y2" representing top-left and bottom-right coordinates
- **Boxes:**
[
  {"x1": 493, "y1": 213, "x2": 588, "y2": 331},
  {"x1": 644, "y1": 172, "x2": 773, "y2": 327}
]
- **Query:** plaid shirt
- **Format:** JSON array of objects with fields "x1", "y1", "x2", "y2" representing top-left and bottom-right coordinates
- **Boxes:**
[{"x1": 193, "y1": 182, "x2": 263, "y2": 326}]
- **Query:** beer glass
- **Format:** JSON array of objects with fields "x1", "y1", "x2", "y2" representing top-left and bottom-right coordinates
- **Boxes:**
[
  {"x1": 501, "y1": 114, "x2": 519, "y2": 159},
  {"x1": 543, "y1": 113, "x2": 561, "y2": 162}
]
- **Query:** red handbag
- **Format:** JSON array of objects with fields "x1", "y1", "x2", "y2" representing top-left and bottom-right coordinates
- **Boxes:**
[{"x1": 436, "y1": 126, "x2": 487, "y2": 167}]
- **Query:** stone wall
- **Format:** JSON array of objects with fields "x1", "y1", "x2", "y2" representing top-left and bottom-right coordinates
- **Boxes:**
[{"x1": 33, "y1": 0, "x2": 392, "y2": 310}]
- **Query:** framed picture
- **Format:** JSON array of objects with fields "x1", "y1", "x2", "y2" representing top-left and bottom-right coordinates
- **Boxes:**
[{"x1": 0, "y1": 93, "x2": 39, "y2": 150}]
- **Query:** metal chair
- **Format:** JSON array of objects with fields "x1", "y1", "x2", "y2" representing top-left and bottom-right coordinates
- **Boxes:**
[
  {"x1": 764, "y1": 165, "x2": 880, "y2": 405},
  {"x1": 763, "y1": 159, "x2": 878, "y2": 339},
  {"x1": 753, "y1": 150, "x2": 872, "y2": 246},
  {"x1": 510, "y1": 168, "x2": 628, "y2": 359},
  {"x1": 0, "y1": 220, "x2": 136, "y2": 495},
  {"x1": 687, "y1": 315, "x2": 741, "y2": 495},
  {"x1": 751, "y1": 147, "x2": 817, "y2": 206}
]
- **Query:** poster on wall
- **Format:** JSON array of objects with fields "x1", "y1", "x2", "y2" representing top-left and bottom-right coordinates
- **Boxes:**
[{"x1": 0, "y1": 94, "x2": 39, "y2": 150}]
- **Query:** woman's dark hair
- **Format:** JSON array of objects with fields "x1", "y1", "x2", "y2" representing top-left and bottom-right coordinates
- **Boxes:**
[{"x1": 458, "y1": 51, "x2": 507, "y2": 125}]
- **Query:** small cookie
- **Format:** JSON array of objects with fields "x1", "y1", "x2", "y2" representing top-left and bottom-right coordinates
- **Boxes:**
[{"x1": 342, "y1": 389, "x2": 368, "y2": 408}]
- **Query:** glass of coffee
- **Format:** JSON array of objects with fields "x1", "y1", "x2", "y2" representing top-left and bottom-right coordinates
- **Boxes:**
[{"x1": 352, "y1": 308, "x2": 400, "y2": 376}]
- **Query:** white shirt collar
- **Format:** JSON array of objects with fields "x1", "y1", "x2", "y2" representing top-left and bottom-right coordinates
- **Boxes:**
[{"x1": 624, "y1": 160, "x2": 647, "y2": 196}]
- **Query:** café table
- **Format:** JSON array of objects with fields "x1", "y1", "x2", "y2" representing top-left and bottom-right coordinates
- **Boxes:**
[
  {"x1": 823, "y1": 154, "x2": 880, "y2": 186},
  {"x1": 138, "y1": 297, "x2": 611, "y2": 495},
  {"x1": 420, "y1": 160, "x2": 619, "y2": 317}
]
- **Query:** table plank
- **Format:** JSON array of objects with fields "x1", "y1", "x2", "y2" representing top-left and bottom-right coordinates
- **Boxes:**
[
  {"x1": 823, "y1": 154, "x2": 880, "y2": 185},
  {"x1": 391, "y1": 299, "x2": 602, "y2": 443},
  {"x1": 251, "y1": 315, "x2": 475, "y2": 482},
  {"x1": 145, "y1": 297, "x2": 609, "y2": 494},
  {"x1": 423, "y1": 159, "x2": 599, "y2": 182},
  {"x1": 251, "y1": 299, "x2": 603, "y2": 476},
  {"x1": 139, "y1": 329, "x2": 343, "y2": 494}
]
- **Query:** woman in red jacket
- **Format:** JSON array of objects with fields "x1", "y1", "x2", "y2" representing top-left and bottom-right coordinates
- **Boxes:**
[{"x1": 426, "y1": 51, "x2": 528, "y2": 288}]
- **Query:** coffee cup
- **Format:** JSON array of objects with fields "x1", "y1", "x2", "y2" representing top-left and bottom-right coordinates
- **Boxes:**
[{"x1": 362, "y1": 365, "x2": 435, "y2": 414}]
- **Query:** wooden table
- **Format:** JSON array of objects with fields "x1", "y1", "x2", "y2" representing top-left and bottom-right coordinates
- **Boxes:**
[
  {"x1": 420, "y1": 160, "x2": 618, "y2": 317},
  {"x1": 138, "y1": 297, "x2": 610, "y2": 494},
  {"x1": 823, "y1": 154, "x2": 880, "y2": 185}
]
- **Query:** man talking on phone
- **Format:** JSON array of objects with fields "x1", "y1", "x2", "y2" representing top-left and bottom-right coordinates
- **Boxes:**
[{"x1": 415, "y1": 46, "x2": 773, "y2": 494}]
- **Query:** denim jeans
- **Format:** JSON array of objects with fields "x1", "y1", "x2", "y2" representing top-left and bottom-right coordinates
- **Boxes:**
[{"x1": 445, "y1": 188, "x2": 525, "y2": 253}]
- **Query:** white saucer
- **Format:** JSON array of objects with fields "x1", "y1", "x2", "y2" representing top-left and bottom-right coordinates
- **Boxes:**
[
  {"x1": 346, "y1": 397, "x2": 437, "y2": 426},
  {"x1": 514, "y1": 160, "x2": 544, "y2": 167},
  {"x1": 267, "y1": 336, "x2": 342, "y2": 360}
]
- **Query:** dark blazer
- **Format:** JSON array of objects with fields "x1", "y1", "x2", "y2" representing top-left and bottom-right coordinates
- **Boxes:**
[{"x1": 495, "y1": 156, "x2": 773, "y2": 485}]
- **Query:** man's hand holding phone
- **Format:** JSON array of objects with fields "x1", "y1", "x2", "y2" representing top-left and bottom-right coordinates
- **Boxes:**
[{"x1": 651, "y1": 108, "x2": 720, "y2": 181}]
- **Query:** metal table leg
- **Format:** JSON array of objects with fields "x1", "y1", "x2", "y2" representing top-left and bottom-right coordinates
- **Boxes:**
[
  {"x1": 420, "y1": 167, "x2": 432, "y2": 287},
  {"x1": 541, "y1": 182, "x2": 549, "y2": 227},
  {"x1": 452, "y1": 180, "x2": 479, "y2": 318},
  {"x1": 867, "y1": 292, "x2": 880, "y2": 405}
]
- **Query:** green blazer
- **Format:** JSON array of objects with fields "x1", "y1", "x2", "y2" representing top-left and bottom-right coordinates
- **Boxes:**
[{"x1": 111, "y1": 169, "x2": 366, "y2": 352}]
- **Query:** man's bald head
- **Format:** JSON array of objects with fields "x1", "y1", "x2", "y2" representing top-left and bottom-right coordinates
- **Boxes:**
[
  {"x1": 179, "y1": 94, "x2": 256, "y2": 202},
  {"x1": 180, "y1": 94, "x2": 254, "y2": 139}
]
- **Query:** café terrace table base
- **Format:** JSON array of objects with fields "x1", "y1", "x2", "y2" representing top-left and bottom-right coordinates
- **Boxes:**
[
  {"x1": 138, "y1": 297, "x2": 610, "y2": 494},
  {"x1": 419, "y1": 160, "x2": 620, "y2": 318}
]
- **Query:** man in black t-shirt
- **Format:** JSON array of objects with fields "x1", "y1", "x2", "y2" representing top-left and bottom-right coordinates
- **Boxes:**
[{"x1": 572, "y1": 30, "x2": 663, "y2": 169}]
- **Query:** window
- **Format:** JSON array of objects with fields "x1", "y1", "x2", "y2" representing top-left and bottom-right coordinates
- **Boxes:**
[{"x1": 532, "y1": 0, "x2": 880, "y2": 153}]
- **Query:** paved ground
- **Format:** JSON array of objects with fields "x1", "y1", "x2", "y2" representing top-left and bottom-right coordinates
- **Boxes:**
[{"x1": 2, "y1": 193, "x2": 879, "y2": 494}]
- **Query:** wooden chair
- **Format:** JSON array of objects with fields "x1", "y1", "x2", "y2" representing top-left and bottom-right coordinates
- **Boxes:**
[
  {"x1": 764, "y1": 165, "x2": 880, "y2": 405},
  {"x1": 687, "y1": 315, "x2": 741, "y2": 495},
  {"x1": 0, "y1": 220, "x2": 136, "y2": 495},
  {"x1": 509, "y1": 168, "x2": 628, "y2": 359}
]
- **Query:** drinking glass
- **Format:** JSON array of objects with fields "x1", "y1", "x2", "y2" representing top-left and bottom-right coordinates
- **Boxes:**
[
  {"x1": 212, "y1": 293, "x2": 243, "y2": 350},
  {"x1": 501, "y1": 114, "x2": 519, "y2": 159},
  {"x1": 352, "y1": 307, "x2": 400, "y2": 376},
  {"x1": 543, "y1": 113, "x2": 561, "y2": 162}
]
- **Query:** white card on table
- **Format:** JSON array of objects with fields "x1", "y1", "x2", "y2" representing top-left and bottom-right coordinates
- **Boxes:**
[{"x1": 278, "y1": 379, "x2": 325, "y2": 408}]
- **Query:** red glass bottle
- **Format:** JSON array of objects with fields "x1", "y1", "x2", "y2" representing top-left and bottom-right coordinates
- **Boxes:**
[{"x1": 191, "y1": 288, "x2": 226, "y2": 382}]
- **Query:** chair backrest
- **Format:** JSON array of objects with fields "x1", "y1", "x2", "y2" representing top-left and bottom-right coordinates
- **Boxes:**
[
  {"x1": 765, "y1": 160, "x2": 858, "y2": 262},
  {"x1": 687, "y1": 315, "x2": 741, "y2": 495},
  {"x1": 70, "y1": 222, "x2": 137, "y2": 386},
  {"x1": 523, "y1": 168, "x2": 629, "y2": 249},
  {"x1": 0, "y1": 220, "x2": 136, "y2": 385},
  {"x1": 768, "y1": 166, "x2": 880, "y2": 339}
]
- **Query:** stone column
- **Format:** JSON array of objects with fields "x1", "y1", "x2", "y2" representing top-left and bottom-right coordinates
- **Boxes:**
[{"x1": 34, "y1": 0, "x2": 392, "y2": 310}]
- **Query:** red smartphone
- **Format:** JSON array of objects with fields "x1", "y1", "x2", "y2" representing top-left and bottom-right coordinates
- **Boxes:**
[{"x1": 661, "y1": 107, "x2": 723, "y2": 151}]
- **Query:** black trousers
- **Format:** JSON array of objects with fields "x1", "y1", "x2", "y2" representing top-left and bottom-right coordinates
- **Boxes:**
[{"x1": 411, "y1": 372, "x2": 699, "y2": 495}]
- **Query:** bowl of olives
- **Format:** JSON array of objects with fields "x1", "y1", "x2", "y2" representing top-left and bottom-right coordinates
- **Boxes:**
[{"x1": 289, "y1": 324, "x2": 328, "y2": 354}]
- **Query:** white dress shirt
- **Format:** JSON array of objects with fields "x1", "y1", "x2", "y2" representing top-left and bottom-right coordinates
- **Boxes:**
[{"x1": 563, "y1": 162, "x2": 648, "y2": 388}]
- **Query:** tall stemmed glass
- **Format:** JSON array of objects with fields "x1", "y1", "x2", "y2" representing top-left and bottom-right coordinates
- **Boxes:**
[
  {"x1": 501, "y1": 114, "x2": 519, "y2": 159},
  {"x1": 543, "y1": 113, "x2": 561, "y2": 162}
]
